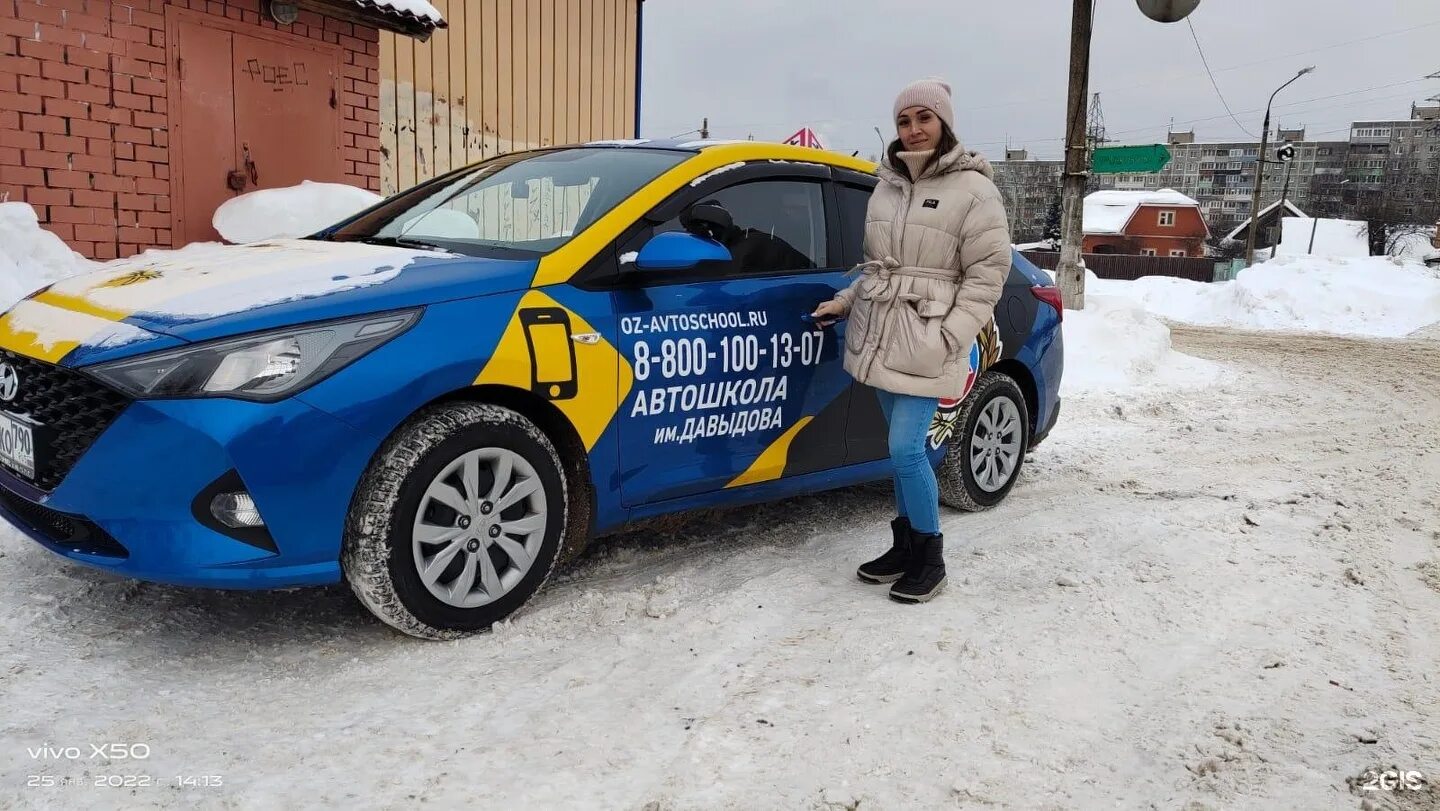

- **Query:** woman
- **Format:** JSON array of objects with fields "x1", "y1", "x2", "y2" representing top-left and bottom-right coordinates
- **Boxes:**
[{"x1": 811, "y1": 78, "x2": 1010, "y2": 604}]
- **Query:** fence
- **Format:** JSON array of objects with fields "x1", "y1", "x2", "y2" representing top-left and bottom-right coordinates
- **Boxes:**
[{"x1": 1020, "y1": 251, "x2": 1219, "y2": 283}]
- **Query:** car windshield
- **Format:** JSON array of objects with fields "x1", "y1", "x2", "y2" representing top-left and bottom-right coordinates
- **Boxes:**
[{"x1": 324, "y1": 148, "x2": 688, "y2": 258}]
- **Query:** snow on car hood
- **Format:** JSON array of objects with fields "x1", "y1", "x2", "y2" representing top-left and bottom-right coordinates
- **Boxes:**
[{"x1": 0, "y1": 238, "x2": 539, "y2": 366}]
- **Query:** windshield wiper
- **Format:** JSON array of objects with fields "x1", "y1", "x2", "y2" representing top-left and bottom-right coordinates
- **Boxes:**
[{"x1": 339, "y1": 235, "x2": 449, "y2": 252}]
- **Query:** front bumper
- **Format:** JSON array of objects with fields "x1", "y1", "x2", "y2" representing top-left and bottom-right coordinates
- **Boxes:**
[{"x1": 0, "y1": 394, "x2": 375, "y2": 588}]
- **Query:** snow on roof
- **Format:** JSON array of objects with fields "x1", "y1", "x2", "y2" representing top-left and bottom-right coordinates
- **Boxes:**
[
  {"x1": 1083, "y1": 189, "x2": 1199, "y2": 235},
  {"x1": 349, "y1": 0, "x2": 444, "y2": 25},
  {"x1": 1223, "y1": 199, "x2": 1308, "y2": 242}
]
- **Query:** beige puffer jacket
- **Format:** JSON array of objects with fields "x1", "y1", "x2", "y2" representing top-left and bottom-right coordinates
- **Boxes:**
[{"x1": 831, "y1": 143, "x2": 1011, "y2": 399}]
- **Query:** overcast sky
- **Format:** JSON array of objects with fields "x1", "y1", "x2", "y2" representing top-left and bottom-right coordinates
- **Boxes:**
[{"x1": 639, "y1": 0, "x2": 1438, "y2": 160}]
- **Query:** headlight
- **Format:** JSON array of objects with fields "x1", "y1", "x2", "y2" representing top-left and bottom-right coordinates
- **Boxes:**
[{"x1": 89, "y1": 309, "x2": 422, "y2": 401}]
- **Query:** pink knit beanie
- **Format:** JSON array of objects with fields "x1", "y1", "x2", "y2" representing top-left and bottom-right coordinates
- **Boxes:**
[{"x1": 893, "y1": 77, "x2": 955, "y2": 133}]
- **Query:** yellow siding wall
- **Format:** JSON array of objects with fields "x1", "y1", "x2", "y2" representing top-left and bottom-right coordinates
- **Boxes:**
[{"x1": 379, "y1": 0, "x2": 639, "y2": 196}]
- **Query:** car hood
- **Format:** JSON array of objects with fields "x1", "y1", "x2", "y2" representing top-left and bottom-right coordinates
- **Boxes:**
[{"x1": 0, "y1": 239, "x2": 540, "y2": 367}]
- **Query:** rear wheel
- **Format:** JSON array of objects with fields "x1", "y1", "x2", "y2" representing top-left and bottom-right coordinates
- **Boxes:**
[
  {"x1": 938, "y1": 372, "x2": 1030, "y2": 512},
  {"x1": 343, "y1": 403, "x2": 567, "y2": 639}
]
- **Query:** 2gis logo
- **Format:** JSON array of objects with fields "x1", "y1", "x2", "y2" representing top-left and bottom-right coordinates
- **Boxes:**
[
  {"x1": 1357, "y1": 768, "x2": 1426, "y2": 792},
  {"x1": 27, "y1": 743, "x2": 152, "y2": 761}
]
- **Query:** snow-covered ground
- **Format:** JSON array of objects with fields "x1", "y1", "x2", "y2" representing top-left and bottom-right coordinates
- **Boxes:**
[{"x1": 3, "y1": 327, "x2": 1437, "y2": 809}]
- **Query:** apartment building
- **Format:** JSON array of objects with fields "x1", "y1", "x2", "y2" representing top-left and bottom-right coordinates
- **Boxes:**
[
  {"x1": 991, "y1": 149, "x2": 1063, "y2": 242},
  {"x1": 1089, "y1": 104, "x2": 1440, "y2": 240}
]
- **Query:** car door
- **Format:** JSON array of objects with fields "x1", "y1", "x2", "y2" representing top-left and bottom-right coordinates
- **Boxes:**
[
  {"x1": 609, "y1": 164, "x2": 854, "y2": 506},
  {"x1": 833, "y1": 173, "x2": 894, "y2": 465}
]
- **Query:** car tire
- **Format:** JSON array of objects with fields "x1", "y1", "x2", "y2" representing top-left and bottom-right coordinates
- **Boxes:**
[
  {"x1": 342, "y1": 402, "x2": 568, "y2": 639},
  {"x1": 938, "y1": 372, "x2": 1030, "y2": 512}
]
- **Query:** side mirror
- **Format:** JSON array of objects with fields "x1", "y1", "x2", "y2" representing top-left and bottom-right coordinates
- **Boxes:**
[
  {"x1": 681, "y1": 202, "x2": 733, "y2": 241},
  {"x1": 634, "y1": 231, "x2": 732, "y2": 271}
]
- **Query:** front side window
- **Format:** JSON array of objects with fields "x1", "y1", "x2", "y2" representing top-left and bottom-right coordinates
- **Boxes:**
[
  {"x1": 329, "y1": 148, "x2": 688, "y2": 257},
  {"x1": 657, "y1": 179, "x2": 828, "y2": 276}
]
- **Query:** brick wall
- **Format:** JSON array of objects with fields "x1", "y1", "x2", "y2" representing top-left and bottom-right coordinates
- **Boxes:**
[{"x1": 0, "y1": 0, "x2": 381, "y2": 260}]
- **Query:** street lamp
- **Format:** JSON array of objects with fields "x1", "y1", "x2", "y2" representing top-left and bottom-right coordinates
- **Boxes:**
[{"x1": 1243, "y1": 66, "x2": 1316, "y2": 265}]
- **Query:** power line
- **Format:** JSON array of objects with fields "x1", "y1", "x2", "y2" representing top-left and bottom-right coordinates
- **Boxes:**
[
  {"x1": 1097, "y1": 80, "x2": 1427, "y2": 140},
  {"x1": 1187, "y1": 18, "x2": 1256, "y2": 138},
  {"x1": 1210, "y1": 20, "x2": 1440, "y2": 77},
  {"x1": 980, "y1": 86, "x2": 1430, "y2": 158}
]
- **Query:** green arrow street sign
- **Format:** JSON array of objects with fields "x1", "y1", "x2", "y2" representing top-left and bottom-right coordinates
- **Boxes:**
[{"x1": 1091, "y1": 144, "x2": 1172, "y2": 174}]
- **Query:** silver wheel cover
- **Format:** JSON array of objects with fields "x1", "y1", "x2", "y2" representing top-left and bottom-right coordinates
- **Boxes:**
[
  {"x1": 411, "y1": 448, "x2": 548, "y2": 608},
  {"x1": 969, "y1": 396, "x2": 1022, "y2": 494}
]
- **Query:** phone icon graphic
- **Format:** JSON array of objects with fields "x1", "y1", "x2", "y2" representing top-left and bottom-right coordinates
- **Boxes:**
[{"x1": 520, "y1": 307, "x2": 578, "y2": 400}]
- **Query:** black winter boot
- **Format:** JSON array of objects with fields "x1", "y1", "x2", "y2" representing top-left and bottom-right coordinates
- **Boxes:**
[
  {"x1": 889, "y1": 529, "x2": 946, "y2": 603},
  {"x1": 856, "y1": 517, "x2": 912, "y2": 584}
]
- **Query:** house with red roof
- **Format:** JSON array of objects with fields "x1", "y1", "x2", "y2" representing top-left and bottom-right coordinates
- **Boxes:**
[{"x1": 1082, "y1": 189, "x2": 1210, "y2": 258}]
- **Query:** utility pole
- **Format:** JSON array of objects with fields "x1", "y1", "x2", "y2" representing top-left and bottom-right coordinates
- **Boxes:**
[
  {"x1": 699, "y1": 118, "x2": 709, "y2": 140},
  {"x1": 1058, "y1": 1, "x2": 1203, "y2": 307},
  {"x1": 1056, "y1": 0, "x2": 1094, "y2": 311}
]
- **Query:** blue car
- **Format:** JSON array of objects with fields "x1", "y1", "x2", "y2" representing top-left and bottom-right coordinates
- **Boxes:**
[{"x1": 0, "y1": 140, "x2": 1062, "y2": 638}]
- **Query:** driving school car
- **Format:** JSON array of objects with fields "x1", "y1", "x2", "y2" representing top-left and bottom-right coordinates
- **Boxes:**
[{"x1": 0, "y1": 140, "x2": 1062, "y2": 639}]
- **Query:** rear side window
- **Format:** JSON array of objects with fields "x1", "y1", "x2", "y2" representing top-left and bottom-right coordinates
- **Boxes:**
[
  {"x1": 657, "y1": 180, "x2": 828, "y2": 276},
  {"x1": 837, "y1": 184, "x2": 873, "y2": 265}
]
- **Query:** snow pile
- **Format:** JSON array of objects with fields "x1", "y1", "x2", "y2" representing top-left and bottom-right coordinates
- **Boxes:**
[
  {"x1": 1092, "y1": 254, "x2": 1440, "y2": 338},
  {"x1": 1277, "y1": 217, "x2": 1369, "y2": 257},
  {"x1": 212, "y1": 181, "x2": 383, "y2": 244},
  {"x1": 0, "y1": 202, "x2": 97, "y2": 310},
  {"x1": 1061, "y1": 292, "x2": 1222, "y2": 396}
]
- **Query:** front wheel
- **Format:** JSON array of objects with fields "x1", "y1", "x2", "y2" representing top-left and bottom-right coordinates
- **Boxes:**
[
  {"x1": 938, "y1": 372, "x2": 1030, "y2": 512},
  {"x1": 342, "y1": 403, "x2": 568, "y2": 639}
]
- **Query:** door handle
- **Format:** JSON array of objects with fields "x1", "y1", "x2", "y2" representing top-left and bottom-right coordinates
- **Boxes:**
[
  {"x1": 227, "y1": 145, "x2": 260, "y2": 193},
  {"x1": 242, "y1": 143, "x2": 258, "y2": 185},
  {"x1": 571, "y1": 332, "x2": 601, "y2": 345}
]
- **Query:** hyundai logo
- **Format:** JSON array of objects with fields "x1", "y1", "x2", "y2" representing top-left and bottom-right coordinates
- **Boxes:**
[{"x1": 0, "y1": 364, "x2": 18, "y2": 402}]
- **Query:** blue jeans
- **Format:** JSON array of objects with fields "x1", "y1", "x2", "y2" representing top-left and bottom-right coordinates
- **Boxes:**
[{"x1": 874, "y1": 389, "x2": 941, "y2": 535}]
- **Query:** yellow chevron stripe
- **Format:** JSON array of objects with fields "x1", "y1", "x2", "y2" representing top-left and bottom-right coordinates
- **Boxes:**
[
  {"x1": 32, "y1": 289, "x2": 132, "y2": 322},
  {"x1": 0, "y1": 289, "x2": 137, "y2": 364},
  {"x1": 474, "y1": 290, "x2": 633, "y2": 452},
  {"x1": 725, "y1": 416, "x2": 814, "y2": 489}
]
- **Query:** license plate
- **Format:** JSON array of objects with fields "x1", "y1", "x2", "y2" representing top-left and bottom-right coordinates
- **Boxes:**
[{"x1": 0, "y1": 412, "x2": 36, "y2": 480}]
